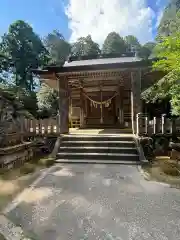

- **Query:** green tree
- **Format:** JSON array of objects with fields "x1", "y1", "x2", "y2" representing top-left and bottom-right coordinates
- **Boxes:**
[
  {"x1": 36, "y1": 83, "x2": 58, "y2": 117},
  {"x1": 44, "y1": 30, "x2": 71, "y2": 64},
  {"x1": 141, "y1": 31, "x2": 180, "y2": 115},
  {"x1": 0, "y1": 83, "x2": 37, "y2": 118},
  {"x1": 158, "y1": 0, "x2": 180, "y2": 37},
  {"x1": 0, "y1": 54, "x2": 11, "y2": 83},
  {"x1": 71, "y1": 35, "x2": 100, "y2": 57},
  {"x1": 102, "y1": 32, "x2": 127, "y2": 55},
  {"x1": 124, "y1": 35, "x2": 140, "y2": 52},
  {"x1": 138, "y1": 42, "x2": 156, "y2": 59},
  {"x1": 0, "y1": 20, "x2": 48, "y2": 92}
]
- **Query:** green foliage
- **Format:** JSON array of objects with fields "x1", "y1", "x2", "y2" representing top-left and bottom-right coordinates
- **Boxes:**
[
  {"x1": 169, "y1": 83, "x2": 180, "y2": 115},
  {"x1": 71, "y1": 35, "x2": 100, "y2": 57},
  {"x1": 0, "y1": 54, "x2": 10, "y2": 73},
  {"x1": 36, "y1": 83, "x2": 58, "y2": 117},
  {"x1": 124, "y1": 35, "x2": 140, "y2": 46},
  {"x1": 0, "y1": 20, "x2": 48, "y2": 91},
  {"x1": 124, "y1": 35, "x2": 140, "y2": 52},
  {"x1": 0, "y1": 83, "x2": 38, "y2": 118},
  {"x1": 142, "y1": 21, "x2": 180, "y2": 116},
  {"x1": 102, "y1": 32, "x2": 127, "y2": 55},
  {"x1": 44, "y1": 30, "x2": 71, "y2": 64},
  {"x1": 138, "y1": 42, "x2": 156, "y2": 59},
  {"x1": 153, "y1": 33, "x2": 180, "y2": 72},
  {"x1": 158, "y1": 0, "x2": 180, "y2": 37}
]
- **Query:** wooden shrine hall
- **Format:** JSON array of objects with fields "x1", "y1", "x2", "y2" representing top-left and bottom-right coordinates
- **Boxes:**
[{"x1": 34, "y1": 54, "x2": 164, "y2": 134}]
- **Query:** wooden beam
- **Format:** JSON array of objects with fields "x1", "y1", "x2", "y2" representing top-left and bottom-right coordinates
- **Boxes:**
[
  {"x1": 57, "y1": 67, "x2": 151, "y2": 77},
  {"x1": 68, "y1": 76, "x2": 124, "y2": 82},
  {"x1": 82, "y1": 86, "x2": 118, "y2": 92}
]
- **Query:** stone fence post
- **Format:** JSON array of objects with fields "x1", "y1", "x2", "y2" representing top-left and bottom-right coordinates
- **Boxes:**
[
  {"x1": 161, "y1": 114, "x2": 166, "y2": 134},
  {"x1": 20, "y1": 117, "x2": 24, "y2": 142},
  {"x1": 136, "y1": 113, "x2": 143, "y2": 136},
  {"x1": 153, "y1": 117, "x2": 157, "y2": 134}
]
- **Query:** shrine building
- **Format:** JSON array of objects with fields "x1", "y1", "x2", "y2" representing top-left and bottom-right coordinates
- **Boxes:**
[{"x1": 34, "y1": 53, "x2": 164, "y2": 134}]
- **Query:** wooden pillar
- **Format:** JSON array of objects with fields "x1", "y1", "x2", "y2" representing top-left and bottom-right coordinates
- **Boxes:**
[
  {"x1": 100, "y1": 86, "x2": 103, "y2": 124},
  {"x1": 57, "y1": 78, "x2": 61, "y2": 134},
  {"x1": 58, "y1": 76, "x2": 69, "y2": 134},
  {"x1": 80, "y1": 88, "x2": 84, "y2": 128},
  {"x1": 131, "y1": 72, "x2": 135, "y2": 134},
  {"x1": 131, "y1": 70, "x2": 142, "y2": 134},
  {"x1": 118, "y1": 85, "x2": 124, "y2": 126},
  {"x1": 85, "y1": 97, "x2": 88, "y2": 126}
]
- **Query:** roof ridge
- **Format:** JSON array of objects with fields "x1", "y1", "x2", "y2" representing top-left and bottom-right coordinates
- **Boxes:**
[{"x1": 67, "y1": 52, "x2": 135, "y2": 62}]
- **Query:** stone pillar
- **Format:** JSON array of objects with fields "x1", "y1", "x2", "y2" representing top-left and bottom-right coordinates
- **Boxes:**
[
  {"x1": 131, "y1": 70, "x2": 142, "y2": 134},
  {"x1": 161, "y1": 114, "x2": 166, "y2": 134},
  {"x1": 136, "y1": 113, "x2": 144, "y2": 136},
  {"x1": 20, "y1": 116, "x2": 24, "y2": 142},
  {"x1": 153, "y1": 117, "x2": 157, "y2": 134},
  {"x1": 58, "y1": 76, "x2": 69, "y2": 134}
]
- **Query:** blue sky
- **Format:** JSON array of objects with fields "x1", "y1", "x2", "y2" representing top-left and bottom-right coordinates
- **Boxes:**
[{"x1": 0, "y1": 0, "x2": 168, "y2": 44}]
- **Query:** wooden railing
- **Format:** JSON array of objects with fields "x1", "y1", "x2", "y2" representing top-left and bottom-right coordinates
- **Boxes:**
[{"x1": 69, "y1": 118, "x2": 80, "y2": 128}]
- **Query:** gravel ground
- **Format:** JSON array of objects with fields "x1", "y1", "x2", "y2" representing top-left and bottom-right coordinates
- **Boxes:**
[{"x1": 3, "y1": 163, "x2": 180, "y2": 240}]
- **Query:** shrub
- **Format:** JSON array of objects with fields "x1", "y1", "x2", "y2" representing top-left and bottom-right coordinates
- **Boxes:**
[{"x1": 20, "y1": 163, "x2": 35, "y2": 174}]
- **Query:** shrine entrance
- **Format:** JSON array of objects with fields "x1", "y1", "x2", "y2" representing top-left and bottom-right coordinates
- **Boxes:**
[{"x1": 84, "y1": 92, "x2": 117, "y2": 127}]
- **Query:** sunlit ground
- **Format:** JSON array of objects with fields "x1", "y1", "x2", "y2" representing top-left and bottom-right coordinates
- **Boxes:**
[
  {"x1": 143, "y1": 156, "x2": 180, "y2": 187},
  {"x1": 0, "y1": 156, "x2": 54, "y2": 212}
]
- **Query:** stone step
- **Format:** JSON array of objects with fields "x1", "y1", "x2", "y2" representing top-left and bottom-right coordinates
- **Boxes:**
[
  {"x1": 56, "y1": 152, "x2": 139, "y2": 161},
  {"x1": 61, "y1": 135, "x2": 134, "y2": 142},
  {"x1": 60, "y1": 140, "x2": 135, "y2": 148},
  {"x1": 59, "y1": 146, "x2": 138, "y2": 154},
  {"x1": 55, "y1": 159, "x2": 140, "y2": 165}
]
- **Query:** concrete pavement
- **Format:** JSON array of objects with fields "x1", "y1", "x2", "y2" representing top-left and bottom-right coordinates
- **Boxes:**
[{"x1": 1, "y1": 163, "x2": 180, "y2": 239}]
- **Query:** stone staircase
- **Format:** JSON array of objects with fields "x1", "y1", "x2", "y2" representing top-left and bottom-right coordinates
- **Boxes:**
[{"x1": 56, "y1": 134, "x2": 139, "y2": 164}]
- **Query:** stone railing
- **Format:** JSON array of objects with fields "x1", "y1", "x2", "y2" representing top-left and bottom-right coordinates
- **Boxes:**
[
  {"x1": 0, "y1": 117, "x2": 60, "y2": 149},
  {"x1": 24, "y1": 117, "x2": 59, "y2": 136},
  {"x1": 0, "y1": 142, "x2": 34, "y2": 169},
  {"x1": 136, "y1": 113, "x2": 180, "y2": 137}
]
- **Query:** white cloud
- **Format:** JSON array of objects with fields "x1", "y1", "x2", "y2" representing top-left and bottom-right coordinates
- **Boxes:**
[
  {"x1": 65, "y1": 0, "x2": 156, "y2": 45},
  {"x1": 155, "y1": 0, "x2": 168, "y2": 29},
  {"x1": 156, "y1": 9, "x2": 163, "y2": 28}
]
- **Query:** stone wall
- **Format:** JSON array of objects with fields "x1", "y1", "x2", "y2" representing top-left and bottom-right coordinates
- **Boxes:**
[
  {"x1": 0, "y1": 94, "x2": 23, "y2": 147},
  {"x1": 0, "y1": 143, "x2": 34, "y2": 170}
]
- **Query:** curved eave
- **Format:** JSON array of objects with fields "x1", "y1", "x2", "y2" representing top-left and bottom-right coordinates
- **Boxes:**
[{"x1": 47, "y1": 59, "x2": 154, "y2": 73}]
